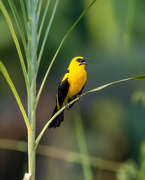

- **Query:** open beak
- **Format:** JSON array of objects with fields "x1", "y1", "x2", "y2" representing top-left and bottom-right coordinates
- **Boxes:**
[
  {"x1": 80, "y1": 58, "x2": 88, "y2": 66},
  {"x1": 80, "y1": 62, "x2": 88, "y2": 65}
]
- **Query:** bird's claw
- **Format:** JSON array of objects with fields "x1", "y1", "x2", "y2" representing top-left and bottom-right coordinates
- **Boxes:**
[
  {"x1": 77, "y1": 94, "x2": 83, "y2": 102},
  {"x1": 64, "y1": 102, "x2": 71, "y2": 110}
]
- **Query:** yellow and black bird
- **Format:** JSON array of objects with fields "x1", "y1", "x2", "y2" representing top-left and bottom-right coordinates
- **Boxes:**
[{"x1": 49, "y1": 56, "x2": 88, "y2": 128}]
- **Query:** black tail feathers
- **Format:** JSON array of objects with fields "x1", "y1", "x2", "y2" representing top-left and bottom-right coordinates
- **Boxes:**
[{"x1": 49, "y1": 106, "x2": 64, "y2": 128}]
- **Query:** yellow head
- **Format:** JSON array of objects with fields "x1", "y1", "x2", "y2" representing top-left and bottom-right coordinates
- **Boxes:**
[{"x1": 69, "y1": 56, "x2": 88, "y2": 70}]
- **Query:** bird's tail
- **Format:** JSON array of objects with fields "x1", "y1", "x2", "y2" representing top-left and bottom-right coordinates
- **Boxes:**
[{"x1": 49, "y1": 105, "x2": 64, "y2": 128}]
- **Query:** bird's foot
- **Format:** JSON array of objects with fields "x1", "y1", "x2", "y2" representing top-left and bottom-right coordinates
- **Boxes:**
[
  {"x1": 64, "y1": 102, "x2": 71, "y2": 110},
  {"x1": 77, "y1": 94, "x2": 83, "y2": 102}
]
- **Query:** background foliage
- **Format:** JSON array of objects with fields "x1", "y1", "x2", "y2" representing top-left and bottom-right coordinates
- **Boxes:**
[{"x1": 0, "y1": 0, "x2": 145, "y2": 179}]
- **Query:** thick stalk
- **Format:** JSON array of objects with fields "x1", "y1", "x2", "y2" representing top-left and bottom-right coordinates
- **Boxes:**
[
  {"x1": 27, "y1": 0, "x2": 38, "y2": 179},
  {"x1": 28, "y1": 127, "x2": 35, "y2": 179}
]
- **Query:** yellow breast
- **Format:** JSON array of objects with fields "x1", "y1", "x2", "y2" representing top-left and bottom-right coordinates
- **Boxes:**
[{"x1": 64, "y1": 67, "x2": 87, "y2": 103}]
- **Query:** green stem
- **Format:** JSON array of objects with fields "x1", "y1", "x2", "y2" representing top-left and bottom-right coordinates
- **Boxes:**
[
  {"x1": 28, "y1": 128, "x2": 36, "y2": 179},
  {"x1": 74, "y1": 110, "x2": 93, "y2": 180},
  {"x1": 26, "y1": 0, "x2": 38, "y2": 179}
]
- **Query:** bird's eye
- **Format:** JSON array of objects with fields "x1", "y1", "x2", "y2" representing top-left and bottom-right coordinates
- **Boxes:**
[{"x1": 76, "y1": 58, "x2": 83, "y2": 63}]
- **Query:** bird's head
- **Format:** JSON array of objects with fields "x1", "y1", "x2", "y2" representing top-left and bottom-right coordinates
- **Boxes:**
[{"x1": 70, "y1": 56, "x2": 88, "y2": 68}]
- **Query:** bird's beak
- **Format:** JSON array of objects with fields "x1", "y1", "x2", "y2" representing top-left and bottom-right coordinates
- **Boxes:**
[
  {"x1": 80, "y1": 62, "x2": 88, "y2": 65},
  {"x1": 80, "y1": 58, "x2": 88, "y2": 66}
]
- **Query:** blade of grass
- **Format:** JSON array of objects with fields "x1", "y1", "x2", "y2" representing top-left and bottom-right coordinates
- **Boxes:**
[
  {"x1": 0, "y1": 61, "x2": 30, "y2": 130},
  {"x1": 74, "y1": 110, "x2": 93, "y2": 180},
  {"x1": 35, "y1": 74, "x2": 145, "y2": 148},
  {"x1": 20, "y1": 0, "x2": 29, "y2": 38},
  {"x1": 35, "y1": 0, "x2": 97, "y2": 110},
  {"x1": 8, "y1": 0, "x2": 28, "y2": 59},
  {"x1": 84, "y1": 75, "x2": 145, "y2": 96},
  {"x1": 132, "y1": 75, "x2": 145, "y2": 80},
  {"x1": 37, "y1": 0, "x2": 59, "y2": 70},
  {"x1": 25, "y1": 0, "x2": 29, "y2": 17},
  {"x1": 0, "y1": 0, "x2": 30, "y2": 90},
  {"x1": 38, "y1": 0, "x2": 50, "y2": 43},
  {"x1": 37, "y1": 0, "x2": 44, "y2": 22}
]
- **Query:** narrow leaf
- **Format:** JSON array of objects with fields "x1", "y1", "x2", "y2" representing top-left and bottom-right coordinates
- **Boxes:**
[
  {"x1": 37, "y1": 0, "x2": 59, "y2": 70},
  {"x1": 132, "y1": 75, "x2": 145, "y2": 80},
  {"x1": 8, "y1": 0, "x2": 28, "y2": 59},
  {"x1": 38, "y1": 0, "x2": 50, "y2": 42},
  {"x1": 20, "y1": 0, "x2": 29, "y2": 38},
  {"x1": 0, "y1": 61, "x2": 30, "y2": 130},
  {"x1": 84, "y1": 75, "x2": 145, "y2": 95},
  {"x1": 37, "y1": 0, "x2": 44, "y2": 22},
  {"x1": 0, "y1": 1, "x2": 30, "y2": 89}
]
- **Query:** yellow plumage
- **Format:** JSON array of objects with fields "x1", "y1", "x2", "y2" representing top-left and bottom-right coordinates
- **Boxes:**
[
  {"x1": 49, "y1": 56, "x2": 88, "y2": 128},
  {"x1": 63, "y1": 57, "x2": 87, "y2": 103}
]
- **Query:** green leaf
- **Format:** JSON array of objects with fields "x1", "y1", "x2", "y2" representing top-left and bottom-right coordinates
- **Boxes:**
[
  {"x1": 38, "y1": 0, "x2": 50, "y2": 42},
  {"x1": 8, "y1": 0, "x2": 28, "y2": 59},
  {"x1": 37, "y1": 0, "x2": 44, "y2": 22},
  {"x1": 37, "y1": 0, "x2": 59, "y2": 70},
  {"x1": 0, "y1": 0, "x2": 30, "y2": 90},
  {"x1": 19, "y1": 0, "x2": 29, "y2": 39},
  {"x1": 0, "y1": 61, "x2": 30, "y2": 130},
  {"x1": 132, "y1": 75, "x2": 145, "y2": 80},
  {"x1": 84, "y1": 75, "x2": 145, "y2": 96}
]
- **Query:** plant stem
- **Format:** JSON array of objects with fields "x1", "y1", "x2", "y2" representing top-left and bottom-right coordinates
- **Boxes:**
[
  {"x1": 74, "y1": 109, "x2": 93, "y2": 180},
  {"x1": 28, "y1": 128, "x2": 35, "y2": 179},
  {"x1": 27, "y1": 0, "x2": 38, "y2": 179}
]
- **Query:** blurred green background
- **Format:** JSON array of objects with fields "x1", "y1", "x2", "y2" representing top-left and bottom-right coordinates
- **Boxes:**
[{"x1": 0, "y1": 0, "x2": 145, "y2": 179}]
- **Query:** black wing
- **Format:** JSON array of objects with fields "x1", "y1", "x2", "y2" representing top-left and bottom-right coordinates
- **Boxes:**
[{"x1": 57, "y1": 70, "x2": 69, "y2": 108}]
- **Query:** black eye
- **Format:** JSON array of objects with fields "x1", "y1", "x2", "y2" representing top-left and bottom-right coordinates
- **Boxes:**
[{"x1": 76, "y1": 58, "x2": 84, "y2": 63}]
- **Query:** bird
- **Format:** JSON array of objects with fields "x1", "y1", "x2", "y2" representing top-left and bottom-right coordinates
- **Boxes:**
[{"x1": 49, "y1": 56, "x2": 88, "y2": 128}]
